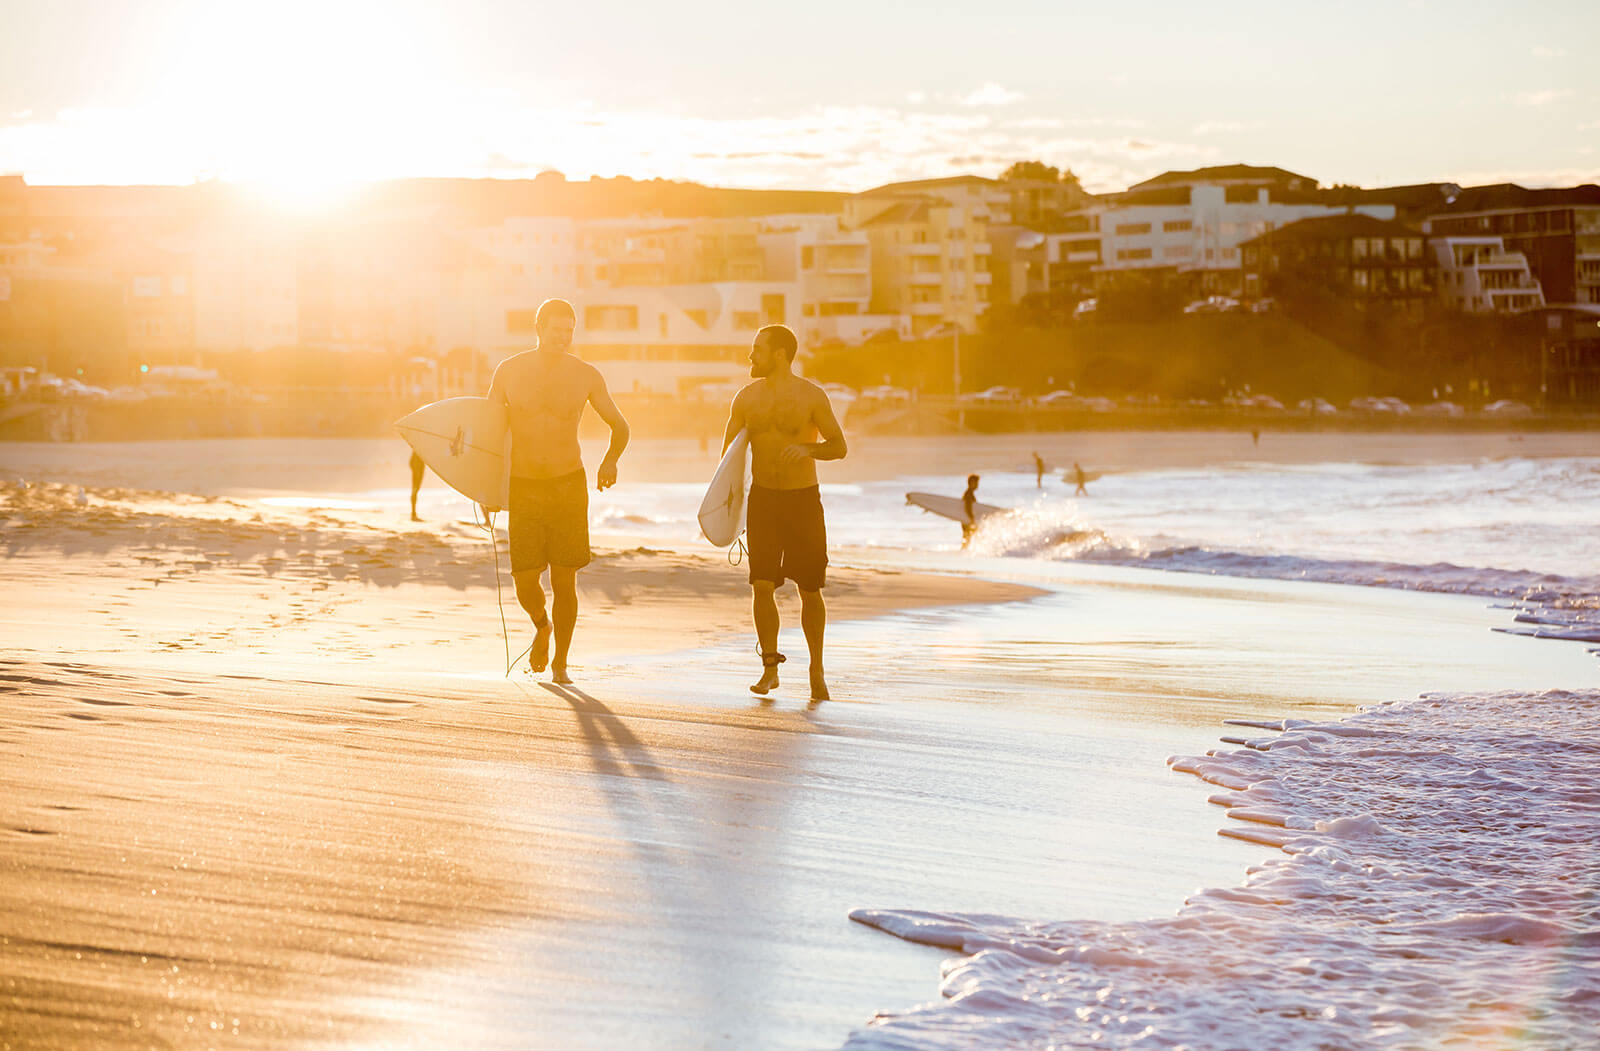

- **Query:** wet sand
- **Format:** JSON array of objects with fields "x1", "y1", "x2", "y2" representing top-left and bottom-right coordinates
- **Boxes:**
[{"x1": 2, "y1": 438, "x2": 1594, "y2": 1047}]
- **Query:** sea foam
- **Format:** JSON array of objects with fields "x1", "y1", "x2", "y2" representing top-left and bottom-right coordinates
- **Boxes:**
[{"x1": 846, "y1": 689, "x2": 1600, "y2": 1049}]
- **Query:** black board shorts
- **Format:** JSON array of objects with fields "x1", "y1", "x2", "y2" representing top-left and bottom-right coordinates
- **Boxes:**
[
  {"x1": 746, "y1": 484, "x2": 827, "y2": 591},
  {"x1": 509, "y1": 469, "x2": 590, "y2": 572}
]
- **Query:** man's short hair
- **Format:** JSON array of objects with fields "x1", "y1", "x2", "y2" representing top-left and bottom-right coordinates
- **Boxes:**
[
  {"x1": 758, "y1": 324, "x2": 798, "y2": 361},
  {"x1": 536, "y1": 298, "x2": 576, "y2": 326}
]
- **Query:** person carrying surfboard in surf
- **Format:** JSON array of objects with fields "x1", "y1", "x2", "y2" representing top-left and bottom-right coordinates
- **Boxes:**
[
  {"x1": 722, "y1": 324, "x2": 847, "y2": 702},
  {"x1": 488, "y1": 298, "x2": 630, "y2": 683}
]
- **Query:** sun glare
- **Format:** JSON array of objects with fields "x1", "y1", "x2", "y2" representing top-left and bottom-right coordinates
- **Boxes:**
[{"x1": 143, "y1": 0, "x2": 440, "y2": 201}]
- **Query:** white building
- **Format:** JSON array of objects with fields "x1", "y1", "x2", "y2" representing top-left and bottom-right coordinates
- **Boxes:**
[
  {"x1": 1091, "y1": 183, "x2": 1397, "y2": 294},
  {"x1": 1431, "y1": 236, "x2": 1545, "y2": 313}
]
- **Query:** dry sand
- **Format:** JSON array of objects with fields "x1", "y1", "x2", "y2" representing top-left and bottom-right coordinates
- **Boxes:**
[
  {"x1": 3, "y1": 431, "x2": 1595, "y2": 1048},
  {"x1": 0, "y1": 480, "x2": 1038, "y2": 1047}
]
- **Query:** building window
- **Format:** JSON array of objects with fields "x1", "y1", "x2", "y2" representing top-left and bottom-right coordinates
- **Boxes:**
[
  {"x1": 1116, "y1": 248, "x2": 1153, "y2": 261},
  {"x1": 1163, "y1": 220, "x2": 1192, "y2": 233},
  {"x1": 761, "y1": 293, "x2": 785, "y2": 323},
  {"x1": 584, "y1": 305, "x2": 639, "y2": 330},
  {"x1": 732, "y1": 311, "x2": 761, "y2": 330},
  {"x1": 801, "y1": 246, "x2": 815, "y2": 269},
  {"x1": 1115, "y1": 222, "x2": 1152, "y2": 236},
  {"x1": 506, "y1": 309, "x2": 538, "y2": 333}
]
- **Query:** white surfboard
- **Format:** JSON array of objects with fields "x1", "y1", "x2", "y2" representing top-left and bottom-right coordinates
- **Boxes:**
[
  {"x1": 905, "y1": 491, "x2": 1007, "y2": 523},
  {"x1": 395, "y1": 396, "x2": 511, "y2": 511},
  {"x1": 699, "y1": 430, "x2": 749, "y2": 546}
]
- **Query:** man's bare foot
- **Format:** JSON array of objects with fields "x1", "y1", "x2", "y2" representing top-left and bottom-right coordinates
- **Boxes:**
[
  {"x1": 529, "y1": 619, "x2": 552, "y2": 673},
  {"x1": 750, "y1": 651, "x2": 785, "y2": 696},
  {"x1": 809, "y1": 671, "x2": 830, "y2": 702},
  {"x1": 551, "y1": 663, "x2": 573, "y2": 685}
]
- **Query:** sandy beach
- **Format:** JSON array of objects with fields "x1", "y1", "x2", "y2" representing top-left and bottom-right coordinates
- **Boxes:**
[{"x1": 2, "y1": 432, "x2": 1597, "y2": 1048}]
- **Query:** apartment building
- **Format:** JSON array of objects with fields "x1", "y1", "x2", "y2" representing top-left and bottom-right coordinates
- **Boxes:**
[
  {"x1": 844, "y1": 176, "x2": 1001, "y2": 336},
  {"x1": 1088, "y1": 170, "x2": 1397, "y2": 296},
  {"x1": 534, "y1": 281, "x2": 795, "y2": 395},
  {"x1": 1425, "y1": 184, "x2": 1600, "y2": 305},
  {"x1": 1430, "y1": 236, "x2": 1545, "y2": 314},
  {"x1": 1240, "y1": 214, "x2": 1433, "y2": 315}
]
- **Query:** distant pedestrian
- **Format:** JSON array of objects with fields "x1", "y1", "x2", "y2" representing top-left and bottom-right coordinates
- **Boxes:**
[
  {"x1": 1072, "y1": 461, "x2": 1089, "y2": 496},
  {"x1": 961, "y1": 473, "x2": 981, "y2": 547},
  {"x1": 1033, "y1": 451, "x2": 1045, "y2": 488},
  {"x1": 408, "y1": 450, "x2": 426, "y2": 521},
  {"x1": 1251, "y1": 428, "x2": 1260, "y2": 446}
]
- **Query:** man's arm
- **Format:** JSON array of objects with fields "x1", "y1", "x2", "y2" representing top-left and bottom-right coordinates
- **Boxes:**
[
  {"x1": 587, "y1": 367, "x2": 630, "y2": 491},
  {"x1": 805, "y1": 388, "x2": 848, "y2": 462},
  {"x1": 721, "y1": 391, "x2": 746, "y2": 454}
]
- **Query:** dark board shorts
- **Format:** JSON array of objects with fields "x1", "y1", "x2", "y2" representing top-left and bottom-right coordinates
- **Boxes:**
[
  {"x1": 509, "y1": 469, "x2": 591, "y2": 572},
  {"x1": 746, "y1": 483, "x2": 827, "y2": 592}
]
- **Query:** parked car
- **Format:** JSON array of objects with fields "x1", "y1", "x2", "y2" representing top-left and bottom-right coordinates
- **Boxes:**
[
  {"x1": 1350, "y1": 396, "x2": 1411, "y2": 415},
  {"x1": 1416, "y1": 400, "x2": 1464, "y2": 417},
  {"x1": 960, "y1": 385, "x2": 1024, "y2": 405},
  {"x1": 1296, "y1": 397, "x2": 1339, "y2": 416},
  {"x1": 1073, "y1": 297, "x2": 1098, "y2": 320},
  {"x1": 858, "y1": 384, "x2": 911, "y2": 406},
  {"x1": 1247, "y1": 298, "x2": 1278, "y2": 314},
  {"x1": 1239, "y1": 394, "x2": 1284, "y2": 411},
  {"x1": 1033, "y1": 389, "x2": 1079, "y2": 407},
  {"x1": 1183, "y1": 295, "x2": 1242, "y2": 314},
  {"x1": 819, "y1": 383, "x2": 857, "y2": 404},
  {"x1": 1482, "y1": 399, "x2": 1533, "y2": 417}
]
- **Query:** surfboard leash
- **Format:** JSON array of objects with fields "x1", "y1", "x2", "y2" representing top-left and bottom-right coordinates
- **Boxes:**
[
  {"x1": 472, "y1": 503, "x2": 530, "y2": 677},
  {"x1": 728, "y1": 530, "x2": 748, "y2": 568}
]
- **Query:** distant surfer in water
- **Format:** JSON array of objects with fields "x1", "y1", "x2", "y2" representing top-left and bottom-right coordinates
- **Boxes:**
[
  {"x1": 488, "y1": 298, "x2": 630, "y2": 683},
  {"x1": 1072, "y1": 461, "x2": 1089, "y2": 496},
  {"x1": 961, "y1": 473, "x2": 980, "y2": 547},
  {"x1": 1033, "y1": 452, "x2": 1045, "y2": 489},
  {"x1": 722, "y1": 324, "x2": 847, "y2": 701}
]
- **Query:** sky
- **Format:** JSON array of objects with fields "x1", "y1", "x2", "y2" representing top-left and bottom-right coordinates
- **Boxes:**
[{"x1": 2, "y1": 0, "x2": 1596, "y2": 198}]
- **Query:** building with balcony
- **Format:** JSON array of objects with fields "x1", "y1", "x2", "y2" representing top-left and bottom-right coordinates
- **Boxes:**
[
  {"x1": 844, "y1": 178, "x2": 999, "y2": 336},
  {"x1": 756, "y1": 214, "x2": 906, "y2": 347},
  {"x1": 1425, "y1": 184, "x2": 1600, "y2": 305},
  {"x1": 494, "y1": 281, "x2": 798, "y2": 396},
  {"x1": 1522, "y1": 304, "x2": 1600, "y2": 409},
  {"x1": 1240, "y1": 214, "x2": 1433, "y2": 315},
  {"x1": 1087, "y1": 174, "x2": 1396, "y2": 296},
  {"x1": 1431, "y1": 236, "x2": 1545, "y2": 314}
]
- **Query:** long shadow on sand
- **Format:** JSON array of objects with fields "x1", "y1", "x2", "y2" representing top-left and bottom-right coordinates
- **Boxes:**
[{"x1": 539, "y1": 682, "x2": 668, "y2": 780}]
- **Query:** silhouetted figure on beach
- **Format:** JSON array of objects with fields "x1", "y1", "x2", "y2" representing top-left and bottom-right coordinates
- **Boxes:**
[
  {"x1": 961, "y1": 473, "x2": 981, "y2": 547},
  {"x1": 1033, "y1": 451, "x2": 1045, "y2": 488},
  {"x1": 723, "y1": 324, "x2": 847, "y2": 702},
  {"x1": 408, "y1": 450, "x2": 426, "y2": 521},
  {"x1": 489, "y1": 298, "x2": 630, "y2": 683},
  {"x1": 1251, "y1": 428, "x2": 1260, "y2": 446},
  {"x1": 1072, "y1": 462, "x2": 1089, "y2": 496}
]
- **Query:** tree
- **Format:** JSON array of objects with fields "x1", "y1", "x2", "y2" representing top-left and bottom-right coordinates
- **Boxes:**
[{"x1": 1000, "y1": 160, "x2": 1061, "y2": 183}]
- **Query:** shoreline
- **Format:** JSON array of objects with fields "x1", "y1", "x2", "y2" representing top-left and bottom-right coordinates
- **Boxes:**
[{"x1": 3, "y1": 444, "x2": 1596, "y2": 1047}]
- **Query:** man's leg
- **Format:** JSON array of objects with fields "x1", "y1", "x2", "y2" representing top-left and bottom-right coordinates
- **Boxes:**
[
  {"x1": 799, "y1": 588, "x2": 828, "y2": 701},
  {"x1": 750, "y1": 580, "x2": 782, "y2": 694},
  {"x1": 513, "y1": 568, "x2": 552, "y2": 672},
  {"x1": 549, "y1": 565, "x2": 578, "y2": 685}
]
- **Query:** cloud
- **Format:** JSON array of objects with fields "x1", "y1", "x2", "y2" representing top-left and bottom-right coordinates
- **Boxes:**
[
  {"x1": 959, "y1": 83, "x2": 1025, "y2": 107},
  {"x1": 1515, "y1": 89, "x2": 1573, "y2": 106},
  {"x1": 1531, "y1": 46, "x2": 1567, "y2": 58},
  {"x1": 0, "y1": 93, "x2": 1216, "y2": 195},
  {"x1": 1446, "y1": 165, "x2": 1600, "y2": 188},
  {"x1": 906, "y1": 91, "x2": 927, "y2": 104},
  {"x1": 1191, "y1": 120, "x2": 1261, "y2": 135}
]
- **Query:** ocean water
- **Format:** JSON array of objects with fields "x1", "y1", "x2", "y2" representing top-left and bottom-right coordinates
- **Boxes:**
[
  {"x1": 574, "y1": 455, "x2": 1600, "y2": 650},
  {"x1": 845, "y1": 689, "x2": 1600, "y2": 1049}
]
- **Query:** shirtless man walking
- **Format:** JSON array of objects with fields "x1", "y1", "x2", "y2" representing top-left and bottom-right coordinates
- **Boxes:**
[
  {"x1": 488, "y1": 298, "x2": 629, "y2": 683},
  {"x1": 722, "y1": 325, "x2": 847, "y2": 701}
]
